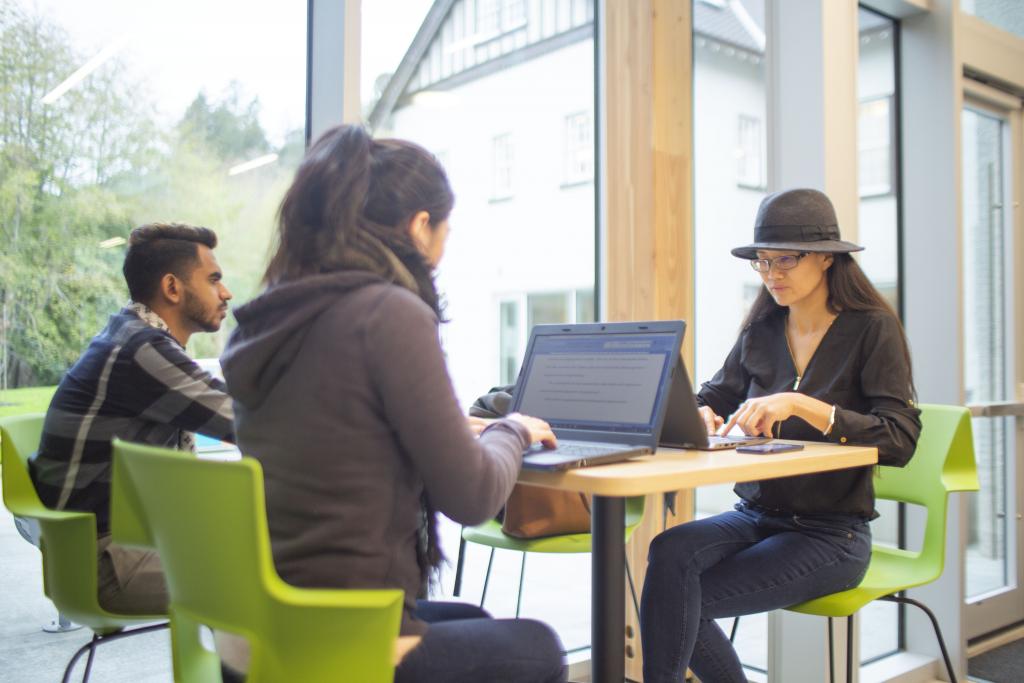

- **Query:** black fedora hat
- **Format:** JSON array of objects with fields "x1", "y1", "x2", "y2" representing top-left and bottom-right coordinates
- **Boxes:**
[{"x1": 731, "y1": 188, "x2": 864, "y2": 260}]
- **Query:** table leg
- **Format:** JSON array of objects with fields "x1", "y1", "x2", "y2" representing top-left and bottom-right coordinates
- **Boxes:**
[{"x1": 592, "y1": 495, "x2": 626, "y2": 683}]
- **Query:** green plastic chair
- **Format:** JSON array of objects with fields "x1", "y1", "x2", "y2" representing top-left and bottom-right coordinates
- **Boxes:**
[
  {"x1": 111, "y1": 438, "x2": 405, "y2": 683},
  {"x1": 781, "y1": 404, "x2": 979, "y2": 683},
  {"x1": 0, "y1": 414, "x2": 167, "y2": 683},
  {"x1": 454, "y1": 496, "x2": 647, "y2": 620}
]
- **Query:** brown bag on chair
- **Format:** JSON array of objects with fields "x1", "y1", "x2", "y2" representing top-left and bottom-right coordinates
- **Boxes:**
[
  {"x1": 501, "y1": 484, "x2": 591, "y2": 539},
  {"x1": 471, "y1": 385, "x2": 592, "y2": 539}
]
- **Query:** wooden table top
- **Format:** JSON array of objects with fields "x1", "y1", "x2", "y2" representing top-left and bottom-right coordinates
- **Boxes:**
[{"x1": 517, "y1": 441, "x2": 878, "y2": 497}]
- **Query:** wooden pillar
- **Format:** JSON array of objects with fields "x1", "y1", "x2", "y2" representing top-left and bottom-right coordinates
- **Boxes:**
[{"x1": 601, "y1": 1, "x2": 694, "y2": 678}]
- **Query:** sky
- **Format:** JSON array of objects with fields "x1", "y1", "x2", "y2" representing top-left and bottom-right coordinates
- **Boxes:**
[{"x1": 19, "y1": 0, "x2": 434, "y2": 146}]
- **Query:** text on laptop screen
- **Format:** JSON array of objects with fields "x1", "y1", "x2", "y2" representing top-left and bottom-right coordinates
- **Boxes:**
[{"x1": 516, "y1": 333, "x2": 676, "y2": 433}]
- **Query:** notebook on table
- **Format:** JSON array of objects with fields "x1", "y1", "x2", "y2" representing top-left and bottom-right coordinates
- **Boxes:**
[{"x1": 512, "y1": 320, "x2": 685, "y2": 471}]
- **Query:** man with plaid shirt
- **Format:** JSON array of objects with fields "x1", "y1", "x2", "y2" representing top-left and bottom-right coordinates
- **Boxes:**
[{"x1": 31, "y1": 223, "x2": 235, "y2": 614}]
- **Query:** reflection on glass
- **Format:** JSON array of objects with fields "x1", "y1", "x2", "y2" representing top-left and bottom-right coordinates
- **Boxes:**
[
  {"x1": 962, "y1": 106, "x2": 1013, "y2": 598},
  {"x1": 362, "y1": 0, "x2": 597, "y2": 650},
  {"x1": 857, "y1": 8, "x2": 899, "y2": 313},
  {"x1": 961, "y1": 0, "x2": 1024, "y2": 39},
  {"x1": 856, "y1": 7, "x2": 901, "y2": 661},
  {"x1": 0, "y1": 1, "x2": 305, "y2": 389},
  {"x1": 693, "y1": 0, "x2": 769, "y2": 671}
]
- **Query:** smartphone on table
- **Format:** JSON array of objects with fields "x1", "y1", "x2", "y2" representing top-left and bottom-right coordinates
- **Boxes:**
[{"x1": 736, "y1": 443, "x2": 805, "y2": 455}]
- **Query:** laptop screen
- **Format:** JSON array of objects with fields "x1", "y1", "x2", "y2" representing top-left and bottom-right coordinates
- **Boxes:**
[{"x1": 515, "y1": 331, "x2": 677, "y2": 435}]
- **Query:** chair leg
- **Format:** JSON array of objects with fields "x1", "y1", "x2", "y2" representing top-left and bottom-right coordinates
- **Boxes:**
[
  {"x1": 846, "y1": 615, "x2": 854, "y2": 683},
  {"x1": 453, "y1": 535, "x2": 467, "y2": 597},
  {"x1": 81, "y1": 637, "x2": 99, "y2": 683},
  {"x1": 515, "y1": 552, "x2": 527, "y2": 618},
  {"x1": 479, "y1": 547, "x2": 496, "y2": 609},
  {"x1": 62, "y1": 635, "x2": 99, "y2": 683},
  {"x1": 729, "y1": 616, "x2": 740, "y2": 643},
  {"x1": 61, "y1": 624, "x2": 169, "y2": 683},
  {"x1": 623, "y1": 550, "x2": 641, "y2": 623},
  {"x1": 879, "y1": 595, "x2": 958, "y2": 683},
  {"x1": 827, "y1": 617, "x2": 835, "y2": 683},
  {"x1": 43, "y1": 612, "x2": 83, "y2": 633}
]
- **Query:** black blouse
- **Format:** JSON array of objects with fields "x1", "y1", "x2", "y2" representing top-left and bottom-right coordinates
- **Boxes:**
[{"x1": 697, "y1": 309, "x2": 922, "y2": 519}]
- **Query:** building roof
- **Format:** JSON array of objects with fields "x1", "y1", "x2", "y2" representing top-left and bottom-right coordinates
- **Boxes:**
[{"x1": 367, "y1": 0, "x2": 783, "y2": 129}]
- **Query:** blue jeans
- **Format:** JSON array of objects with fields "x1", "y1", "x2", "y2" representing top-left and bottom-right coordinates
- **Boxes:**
[
  {"x1": 394, "y1": 601, "x2": 568, "y2": 683},
  {"x1": 640, "y1": 504, "x2": 871, "y2": 683}
]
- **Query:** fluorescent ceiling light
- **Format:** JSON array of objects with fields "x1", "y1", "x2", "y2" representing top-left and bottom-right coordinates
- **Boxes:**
[
  {"x1": 41, "y1": 38, "x2": 128, "y2": 105},
  {"x1": 99, "y1": 236, "x2": 127, "y2": 249},
  {"x1": 228, "y1": 153, "x2": 279, "y2": 176},
  {"x1": 411, "y1": 91, "x2": 460, "y2": 109}
]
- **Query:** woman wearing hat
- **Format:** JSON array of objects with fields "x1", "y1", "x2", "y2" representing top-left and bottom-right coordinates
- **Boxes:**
[{"x1": 639, "y1": 188, "x2": 921, "y2": 683}]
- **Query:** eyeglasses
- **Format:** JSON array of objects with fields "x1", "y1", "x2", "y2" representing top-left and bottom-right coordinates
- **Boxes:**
[{"x1": 749, "y1": 252, "x2": 809, "y2": 273}]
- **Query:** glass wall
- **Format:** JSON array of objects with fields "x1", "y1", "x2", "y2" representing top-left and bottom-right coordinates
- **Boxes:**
[
  {"x1": 362, "y1": 0, "x2": 597, "y2": 651},
  {"x1": 962, "y1": 104, "x2": 1015, "y2": 601},
  {"x1": 0, "y1": 0, "x2": 306, "y2": 391},
  {"x1": 691, "y1": 0, "x2": 769, "y2": 670},
  {"x1": 856, "y1": 5, "x2": 901, "y2": 663},
  {"x1": 961, "y1": 0, "x2": 1024, "y2": 39}
]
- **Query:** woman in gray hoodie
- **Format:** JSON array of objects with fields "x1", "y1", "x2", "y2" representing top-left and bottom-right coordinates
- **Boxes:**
[{"x1": 221, "y1": 124, "x2": 567, "y2": 682}]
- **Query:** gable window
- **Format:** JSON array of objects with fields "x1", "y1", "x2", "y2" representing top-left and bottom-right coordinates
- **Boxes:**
[
  {"x1": 475, "y1": 0, "x2": 527, "y2": 40},
  {"x1": 564, "y1": 111, "x2": 594, "y2": 185},
  {"x1": 736, "y1": 114, "x2": 765, "y2": 189},
  {"x1": 491, "y1": 132, "x2": 514, "y2": 200}
]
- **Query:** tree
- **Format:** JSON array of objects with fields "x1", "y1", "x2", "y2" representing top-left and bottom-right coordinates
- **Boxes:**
[{"x1": 0, "y1": 2, "x2": 156, "y2": 387}]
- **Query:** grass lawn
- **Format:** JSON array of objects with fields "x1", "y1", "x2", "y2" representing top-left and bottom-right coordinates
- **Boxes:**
[{"x1": 0, "y1": 386, "x2": 56, "y2": 418}]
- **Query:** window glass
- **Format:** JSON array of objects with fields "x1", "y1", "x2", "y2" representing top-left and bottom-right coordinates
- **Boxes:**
[
  {"x1": 363, "y1": 0, "x2": 597, "y2": 651},
  {"x1": 692, "y1": 0, "x2": 769, "y2": 671},
  {"x1": 492, "y1": 132, "x2": 515, "y2": 199},
  {"x1": 961, "y1": 0, "x2": 1024, "y2": 39},
  {"x1": 0, "y1": 0, "x2": 305, "y2": 391},
  {"x1": 857, "y1": 6, "x2": 901, "y2": 662},
  {"x1": 962, "y1": 105, "x2": 1015, "y2": 600},
  {"x1": 564, "y1": 111, "x2": 594, "y2": 185},
  {"x1": 857, "y1": 8, "x2": 900, "y2": 312}
]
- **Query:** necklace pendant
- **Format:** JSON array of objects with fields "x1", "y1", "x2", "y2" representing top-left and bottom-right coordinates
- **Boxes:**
[{"x1": 793, "y1": 376, "x2": 801, "y2": 391}]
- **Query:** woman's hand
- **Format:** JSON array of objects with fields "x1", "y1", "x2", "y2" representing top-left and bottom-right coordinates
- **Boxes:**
[
  {"x1": 505, "y1": 413, "x2": 558, "y2": 448},
  {"x1": 698, "y1": 406, "x2": 724, "y2": 436},
  {"x1": 722, "y1": 393, "x2": 804, "y2": 437},
  {"x1": 467, "y1": 416, "x2": 496, "y2": 436}
]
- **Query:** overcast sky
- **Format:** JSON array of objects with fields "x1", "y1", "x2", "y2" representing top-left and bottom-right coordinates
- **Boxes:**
[{"x1": 20, "y1": 0, "x2": 433, "y2": 145}]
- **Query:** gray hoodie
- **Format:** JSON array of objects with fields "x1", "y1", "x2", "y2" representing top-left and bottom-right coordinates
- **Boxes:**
[{"x1": 221, "y1": 270, "x2": 528, "y2": 635}]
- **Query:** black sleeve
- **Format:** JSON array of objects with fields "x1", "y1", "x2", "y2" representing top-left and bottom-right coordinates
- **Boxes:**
[
  {"x1": 696, "y1": 334, "x2": 751, "y2": 419},
  {"x1": 829, "y1": 314, "x2": 921, "y2": 467},
  {"x1": 469, "y1": 384, "x2": 516, "y2": 418}
]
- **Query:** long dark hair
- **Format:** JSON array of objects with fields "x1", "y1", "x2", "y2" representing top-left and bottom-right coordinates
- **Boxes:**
[
  {"x1": 263, "y1": 124, "x2": 453, "y2": 318},
  {"x1": 742, "y1": 253, "x2": 915, "y2": 392},
  {"x1": 264, "y1": 124, "x2": 452, "y2": 580}
]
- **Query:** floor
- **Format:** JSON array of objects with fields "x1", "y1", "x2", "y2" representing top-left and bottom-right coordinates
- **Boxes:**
[{"x1": 1, "y1": 507, "x2": 1010, "y2": 683}]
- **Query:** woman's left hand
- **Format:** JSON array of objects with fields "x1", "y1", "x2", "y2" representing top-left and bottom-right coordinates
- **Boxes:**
[
  {"x1": 721, "y1": 393, "x2": 804, "y2": 437},
  {"x1": 467, "y1": 416, "x2": 496, "y2": 436}
]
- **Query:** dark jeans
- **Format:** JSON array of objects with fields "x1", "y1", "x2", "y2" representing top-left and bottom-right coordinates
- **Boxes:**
[
  {"x1": 395, "y1": 601, "x2": 568, "y2": 683},
  {"x1": 640, "y1": 504, "x2": 871, "y2": 683}
]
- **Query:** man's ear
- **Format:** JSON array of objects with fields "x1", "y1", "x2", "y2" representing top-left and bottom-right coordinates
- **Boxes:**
[{"x1": 158, "y1": 273, "x2": 184, "y2": 305}]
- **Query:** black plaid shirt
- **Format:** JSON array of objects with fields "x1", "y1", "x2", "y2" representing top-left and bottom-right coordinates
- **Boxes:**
[{"x1": 30, "y1": 306, "x2": 235, "y2": 533}]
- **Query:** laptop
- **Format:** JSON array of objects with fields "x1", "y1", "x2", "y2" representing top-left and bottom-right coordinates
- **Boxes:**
[
  {"x1": 659, "y1": 356, "x2": 770, "y2": 450},
  {"x1": 512, "y1": 320, "x2": 685, "y2": 470}
]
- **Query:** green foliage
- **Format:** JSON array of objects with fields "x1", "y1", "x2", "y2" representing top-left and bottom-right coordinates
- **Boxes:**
[
  {"x1": 178, "y1": 84, "x2": 271, "y2": 164},
  {"x1": 0, "y1": 384, "x2": 56, "y2": 417},
  {"x1": 0, "y1": 2, "x2": 301, "y2": 387}
]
